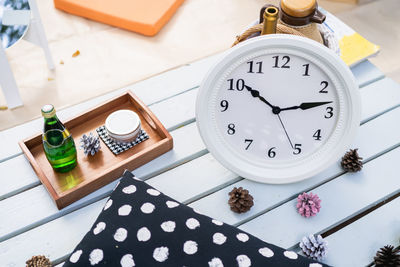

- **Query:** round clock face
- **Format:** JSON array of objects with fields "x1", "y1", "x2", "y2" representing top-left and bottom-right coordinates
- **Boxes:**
[
  {"x1": 196, "y1": 35, "x2": 361, "y2": 183},
  {"x1": 216, "y1": 52, "x2": 339, "y2": 163}
]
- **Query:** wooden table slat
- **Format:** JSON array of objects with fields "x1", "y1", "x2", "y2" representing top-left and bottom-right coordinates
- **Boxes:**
[
  {"x1": 0, "y1": 122, "x2": 206, "y2": 240},
  {"x1": 360, "y1": 78, "x2": 400, "y2": 123},
  {"x1": 0, "y1": 73, "x2": 393, "y2": 203},
  {"x1": 324, "y1": 196, "x2": 400, "y2": 266},
  {"x1": 0, "y1": 154, "x2": 39, "y2": 200},
  {"x1": 0, "y1": 58, "x2": 382, "y2": 163},
  {"x1": 350, "y1": 59, "x2": 384, "y2": 88},
  {"x1": 0, "y1": 152, "x2": 240, "y2": 265},
  {"x1": 0, "y1": 54, "x2": 222, "y2": 163},
  {"x1": 0, "y1": 75, "x2": 398, "y2": 243},
  {"x1": 238, "y1": 146, "x2": 400, "y2": 251},
  {"x1": 146, "y1": 153, "x2": 239, "y2": 204},
  {"x1": 189, "y1": 104, "x2": 400, "y2": 226},
  {"x1": 0, "y1": 57, "x2": 393, "y2": 266},
  {"x1": 0, "y1": 87, "x2": 198, "y2": 201}
]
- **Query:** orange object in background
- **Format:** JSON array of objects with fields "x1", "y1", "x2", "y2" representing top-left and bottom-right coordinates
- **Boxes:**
[{"x1": 54, "y1": 0, "x2": 185, "y2": 36}]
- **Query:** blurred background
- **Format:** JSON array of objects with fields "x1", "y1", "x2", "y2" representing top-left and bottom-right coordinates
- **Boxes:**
[{"x1": 0, "y1": 0, "x2": 398, "y2": 130}]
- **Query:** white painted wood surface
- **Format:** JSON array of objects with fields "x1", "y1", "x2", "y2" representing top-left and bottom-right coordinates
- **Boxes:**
[
  {"x1": 238, "y1": 146, "x2": 400, "y2": 249},
  {"x1": 350, "y1": 59, "x2": 384, "y2": 88},
  {"x1": 0, "y1": 155, "x2": 38, "y2": 200},
  {"x1": 0, "y1": 122, "x2": 206, "y2": 241},
  {"x1": 189, "y1": 105, "x2": 400, "y2": 226},
  {"x1": 0, "y1": 88, "x2": 199, "y2": 202},
  {"x1": 360, "y1": 78, "x2": 400, "y2": 122},
  {"x1": 0, "y1": 56, "x2": 381, "y2": 163},
  {"x1": 0, "y1": 67, "x2": 391, "y2": 202},
  {"x1": 0, "y1": 55, "x2": 398, "y2": 267},
  {"x1": 0, "y1": 72, "x2": 395, "y2": 240},
  {"x1": 0, "y1": 54, "x2": 222, "y2": 162},
  {"x1": 324, "y1": 196, "x2": 400, "y2": 266}
]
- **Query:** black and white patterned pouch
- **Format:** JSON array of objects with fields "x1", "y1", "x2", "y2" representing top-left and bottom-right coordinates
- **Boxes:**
[{"x1": 64, "y1": 171, "x2": 328, "y2": 267}]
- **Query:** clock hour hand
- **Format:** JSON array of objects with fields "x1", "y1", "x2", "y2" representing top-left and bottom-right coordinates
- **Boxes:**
[
  {"x1": 244, "y1": 85, "x2": 274, "y2": 109},
  {"x1": 280, "y1": 101, "x2": 332, "y2": 112}
]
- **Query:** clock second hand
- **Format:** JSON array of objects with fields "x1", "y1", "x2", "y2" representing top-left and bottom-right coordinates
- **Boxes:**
[
  {"x1": 244, "y1": 84, "x2": 295, "y2": 149},
  {"x1": 276, "y1": 113, "x2": 294, "y2": 149}
]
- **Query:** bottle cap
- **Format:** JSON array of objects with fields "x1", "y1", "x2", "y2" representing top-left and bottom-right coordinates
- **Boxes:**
[
  {"x1": 281, "y1": 0, "x2": 317, "y2": 18},
  {"x1": 41, "y1": 104, "x2": 56, "y2": 118}
]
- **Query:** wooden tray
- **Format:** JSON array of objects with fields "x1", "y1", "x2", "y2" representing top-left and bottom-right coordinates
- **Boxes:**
[{"x1": 19, "y1": 92, "x2": 173, "y2": 209}]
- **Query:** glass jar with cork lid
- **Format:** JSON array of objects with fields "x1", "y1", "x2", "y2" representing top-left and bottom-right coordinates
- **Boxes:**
[{"x1": 279, "y1": 0, "x2": 326, "y2": 43}]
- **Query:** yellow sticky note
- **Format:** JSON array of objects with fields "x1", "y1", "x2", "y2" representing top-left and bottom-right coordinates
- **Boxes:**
[{"x1": 339, "y1": 33, "x2": 380, "y2": 66}]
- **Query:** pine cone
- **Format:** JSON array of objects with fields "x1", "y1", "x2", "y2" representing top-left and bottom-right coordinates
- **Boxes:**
[
  {"x1": 80, "y1": 132, "x2": 101, "y2": 156},
  {"x1": 297, "y1": 192, "x2": 321, "y2": 218},
  {"x1": 228, "y1": 187, "x2": 254, "y2": 213},
  {"x1": 299, "y1": 234, "x2": 328, "y2": 261},
  {"x1": 26, "y1": 255, "x2": 51, "y2": 267},
  {"x1": 374, "y1": 245, "x2": 400, "y2": 267},
  {"x1": 341, "y1": 149, "x2": 363, "y2": 172}
]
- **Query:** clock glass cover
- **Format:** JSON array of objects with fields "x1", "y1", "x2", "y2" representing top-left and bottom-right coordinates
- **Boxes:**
[
  {"x1": 215, "y1": 52, "x2": 339, "y2": 163},
  {"x1": 197, "y1": 35, "x2": 361, "y2": 183}
]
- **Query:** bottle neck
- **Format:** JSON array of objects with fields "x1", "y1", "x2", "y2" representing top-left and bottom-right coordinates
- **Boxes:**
[{"x1": 43, "y1": 115, "x2": 66, "y2": 132}]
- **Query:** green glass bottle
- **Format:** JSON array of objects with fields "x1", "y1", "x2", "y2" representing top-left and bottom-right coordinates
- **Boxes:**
[{"x1": 42, "y1": 104, "x2": 77, "y2": 173}]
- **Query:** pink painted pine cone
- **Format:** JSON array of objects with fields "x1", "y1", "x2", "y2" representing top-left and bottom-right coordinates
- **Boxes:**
[{"x1": 296, "y1": 192, "x2": 321, "y2": 218}]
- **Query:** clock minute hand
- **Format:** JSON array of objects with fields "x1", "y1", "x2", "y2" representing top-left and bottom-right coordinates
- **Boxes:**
[
  {"x1": 280, "y1": 101, "x2": 332, "y2": 112},
  {"x1": 244, "y1": 85, "x2": 274, "y2": 109}
]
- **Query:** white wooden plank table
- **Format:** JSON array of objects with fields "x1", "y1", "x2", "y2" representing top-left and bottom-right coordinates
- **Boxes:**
[{"x1": 1, "y1": 53, "x2": 399, "y2": 267}]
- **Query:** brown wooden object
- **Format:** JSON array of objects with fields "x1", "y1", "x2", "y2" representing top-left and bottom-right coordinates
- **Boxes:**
[{"x1": 19, "y1": 92, "x2": 173, "y2": 209}]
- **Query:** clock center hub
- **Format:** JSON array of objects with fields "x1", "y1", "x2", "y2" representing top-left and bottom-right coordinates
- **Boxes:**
[{"x1": 272, "y1": 106, "x2": 281, "y2": 114}]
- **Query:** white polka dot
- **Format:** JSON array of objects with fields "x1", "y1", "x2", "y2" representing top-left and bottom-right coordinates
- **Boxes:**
[
  {"x1": 104, "y1": 199, "x2": 112, "y2": 210},
  {"x1": 69, "y1": 250, "x2": 82, "y2": 263},
  {"x1": 114, "y1": 228, "x2": 128, "y2": 242},
  {"x1": 236, "y1": 233, "x2": 249, "y2": 242},
  {"x1": 118, "y1": 205, "x2": 132, "y2": 216},
  {"x1": 161, "y1": 221, "x2": 176, "y2": 232},
  {"x1": 166, "y1": 200, "x2": 179, "y2": 208},
  {"x1": 309, "y1": 264, "x2": 323, "y2": 267},
  {"x1": 89, "y1": 249, "x2": 103, "y2": 265},
  {"x1": 122, "y1": 185, "x2": 136, "y2": 194},
  {"x1": 186, "y1": 218, "x2": 200, "y2": 230},
  {"x1": 236, "y1": 255, "x2": 251, "y2": 267},
  {"x1": 147, "y1": 189, "x2": 160, "y2": 196},
  {"x1": 93, "y1": 222, "x2": 106, "y2": 235},
  {"x1": 120, "y1": 254, "x2": 135, "y2": 267},
  {"x1": 212, "y1": 219, "x2": 223, "y2": 226},
  {"x1": 153, "y1": 246, "x2": 169, "y2": 262},
  {"x1": 284, "y1": 251, "x2": 298, "y2": 260},
  {"x1": 213, "y1": 233, "x2": 227, "y2": 245},
  {"x1": 183, "y1": 240, "x2": 198, "y2": 255},
  {"x1": 259, "y1": 247, "x2": 274, "y2": 258},
  {"x1": 208, "y1": 257, "x2": 224, "y2": 267},
  {"x1": 141, "y1": 202, "x2": 155, "y2": 214},
  {"x1": 137, "y1": 227, "x2": 151, "y2": 242}
]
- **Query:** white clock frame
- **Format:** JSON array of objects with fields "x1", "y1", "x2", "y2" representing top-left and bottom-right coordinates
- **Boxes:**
[{"x1": 196, "y1": 34, "x2": 361, "y2": 184}]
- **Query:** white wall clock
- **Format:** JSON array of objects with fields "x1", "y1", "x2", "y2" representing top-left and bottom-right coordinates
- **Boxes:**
[{"x1": 196, "y1": 34, "x2": 361, "y2": 184}]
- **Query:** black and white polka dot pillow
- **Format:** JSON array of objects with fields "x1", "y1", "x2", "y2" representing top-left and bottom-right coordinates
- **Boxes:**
[{"x1": 64, "y1": 170, "x2": 328, "y2": 267}]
